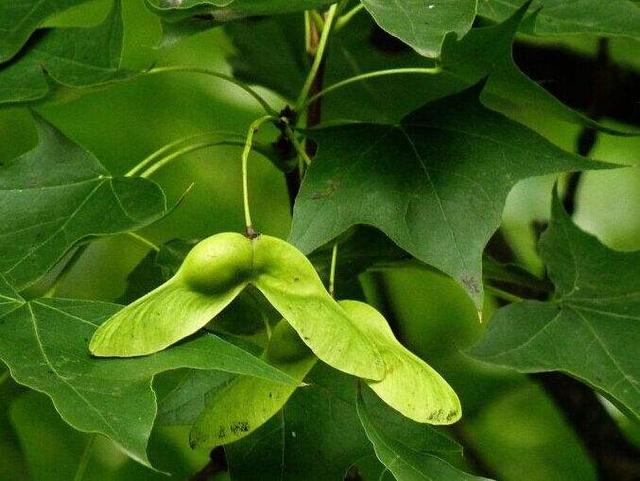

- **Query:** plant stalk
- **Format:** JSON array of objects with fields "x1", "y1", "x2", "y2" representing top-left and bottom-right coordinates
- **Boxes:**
[
  {"x1": 329, "y1": 243, "x2": 339, "y2": 297},
  {"x1": 300, "y1": 67, "x2": 441, "y2": 111},
  {"x1": 146, "y1": 66, "x2": 279, "y2": 116},
  {"x1": 126, "y1": 131, "x2": 244, "y2": 177},
  {"x1": 295, "y1": 4, "x2": 339, "y2": 111},
  {"x1": 242, "y1": 116, "x2": 275, "y2": 235}
]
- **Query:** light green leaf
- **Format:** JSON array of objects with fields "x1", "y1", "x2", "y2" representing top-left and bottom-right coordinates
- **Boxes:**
[
  {"x1": 361, "y1": 0, "x2": 477, "y2": 57},
  {"x1": 90, "y1": 233, "x2": 385, "y2": 381},
  {"x1": 289, "y1": 84, "x2": 606, "y2": 307},
  {"x1": 0, "y1": 0, "x2": 89, "y2": 63},
  {"x1": 479, "y1": 0, "x2": 640, "y2": 38},
  {"x1": 341, "y1": 300, "x2": 460, "y2": 424},
  {"x1": 0, "y1": 276, "x2": 293, "y2": 467},
  {"x1": 470, "y1": 190, "x2": 640, "y2": 420},
  {"x1": 190, "y1": 321, "x2": 317, "y2": 448},
  {"x1": 146, "y1": 0, "x2": 334, "y2": 45},
  {"x1": 357, "y1": 389, "x2": 492, "y2": 481},
  {"x1": 0, "y1": 0, "x2": 132, "y2": 105},
  {"x1": 0, "y1": 113, "x2": 167, "y2": 290}
]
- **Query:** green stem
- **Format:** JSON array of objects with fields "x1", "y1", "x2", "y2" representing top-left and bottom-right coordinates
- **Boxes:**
[
  {"x1": 0, "y1": 370, "x2": 9, "y2": 387},
  {"x1": 300, "y1": 67, "x2": 442, "y2": 111},
  {"x1": 43, "y1": 246, "x2": 88, "y2": 298},
  {"x1": 295, "y1": 4, "x2": 340, "y2": 110},
  {"x1": 126, "y1": 131, "x2": 243, "y2": 177},
  {"x1": 146, "y1": 66, "x2": 279, "y2": 116},
  {"x1": 125, "y1": 232, "x2": 160, "y2": 252},
  {"x1": 335, "y1": 3, "x2": 365, "y2": 30},
  {"x1": 139, "y1": 140, "x2": 245, "y2": 178},
  {"x1": 284, "y1": 126, "x2": 312, "y2": 166},
  {"x1": 73, "y1": 435, "x2": 96, "y2": 481},
  {"x1": 242, "y1": 116, "x2": 276, "y2": 233},
  {"x1": 485, "y1": 285, "x2": 523, "y2": 304},
  {"x1": 329, "y1": 243, "x2": 339, "y2": 297}
]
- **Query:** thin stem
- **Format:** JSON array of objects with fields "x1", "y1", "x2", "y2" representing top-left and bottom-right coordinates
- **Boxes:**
[
  {"x1": 126, "y1": 131, "x2": 243, "y2": 177},
  {"x1": 125, "y1": 232, "x2": 160, "y2": 252},
  {"x1": 485, "y1": 285, "x2": 523, "y2": 304},
  {"x1": 335, "y1": 3, "x2": 366, "y2": 31},
  {"x1": 145, "y1": 66, "x2": 279, "y2": 116},
  {"x1": 44, "y1": 246, "x2": 88, "y2": 298},
  {"x1": 73, "y1": 435, "x2": 96, "y2": 481},
  {"x1": 242, "y1": 116, "x2": 276, "y2": 233},
  {"x1": 300, "y1": 67, "x2": 441, "y2": 111},
  {"x1": 284, "y1": 126, "x2": 313, "y2": 166},
  {"x1": 295, "y1": 4, "x2": 340, "y2": 110},
  {"x1": 139, "y1": 140, "x2": 245, "y2": 178},
  {"x1": 329, "y1": 243, "x2": 339, "y2": 297}
]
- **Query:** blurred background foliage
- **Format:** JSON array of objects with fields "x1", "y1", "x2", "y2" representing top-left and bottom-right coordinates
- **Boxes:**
[{"x1": 1, "y1": 1, "x2": 639, "y2": 480}]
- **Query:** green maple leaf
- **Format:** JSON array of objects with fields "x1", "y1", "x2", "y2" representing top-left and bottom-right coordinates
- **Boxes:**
[
  {"x1": 225, "y1": 2, "x2": 621, "y2": 133},
  {"x1": 0, "y1": 275, "x2": 293, "y2": 467},
  {"x1": 479, "y1": 0, "x2": 640, "y2": 38},
  {"x1": 357, "y1": 389, "x2": 492, "y2": 481},
  {"x1": 0, "y1": 0, "x2": 91, "y2": 63},
  {"x1": 361, "y1": 0, "x2": 477, "y2": 58},
  {"x1": 0, "y1": 0, "x2": 132, "y2": 105},
  {"x1": 471, "y1": 190, "x2": 640, "y2": 420},
  {"x1": 0, "y1": 113, "x2": 167, "y2": 290},
  {"x1": 289, "y1": 84, "x2": 606, "y2": 306},
  {"x1": 226, "y1": 365, "x2": 466, "y2": 481},
  {"x1": 145, "y1": 0, "x2": 334, "y2": 45}
]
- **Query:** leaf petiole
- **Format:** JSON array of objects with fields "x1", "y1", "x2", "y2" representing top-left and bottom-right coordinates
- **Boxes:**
[
  {"x1": 335, "y1": 3, "x2": 366, "y2": 31},
  {"x1": 242, "y1": 116, "x2": 277, "y2": 234},
  {"x1": 145, "y1": 66, "x2": 280, "y2": 116},
  {"x1": 73, "y1": 435, "x2": 97, "y2": 481},
  {"x1": 295, "y1": 4, "x2": 340, "y2": 111},
  {"x1": 329, "y1": 243, "x2": 339, "y2": 297},
  {"x1": 126, "y1": 131, "x2": 244, "y2": 177},
  {"x1": 125, "y1": 232, "x2": 160, "y2": 253},
  {"x1": 138, "y1": 139, "x2": 246, "y2": 178},
  {"x1": 485, "y1": 285, "x2": 523, "y2": 304},
  {"x1": 0, "y1": 370, "x2": 9, "y2": 387},
  {"x1": 284, "y1": 125, "x2": 313, "y2": 166},
  {"x1": 300, "y1": 67, "x2": 442, "y2": 111}
]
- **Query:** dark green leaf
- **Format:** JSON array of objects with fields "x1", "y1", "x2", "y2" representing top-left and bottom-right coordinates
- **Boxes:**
[
  {"x1": 10, "y1": 391, "x2": 167, "y2": 481},
  {"x1": 470, "y1": 191, "x2": 640, "y2": 419},
  {"x1": 0, "y1": 113, "x2": 167, "y2": 290},
  {"x1": 146, "y1": 0, "x2": 333, "y2": 45},
  {"x1": 0, "y1": 1, "x2": 131, "y2": 105},
  {"x1": 0, "y1": 275, "x2": 294, "y2": 467},
  {"x1": 479, "y1": 0, "x2": 640, "y2": 38},
  {"x1": 290, "y1": 85, "x2": 605, "y2": 306},
  {"x1": 225, "y1": 3, "x2": 619, "y2": 132},
  {"x1": 357, "y1": 388, "x2": 491, "y2": 481},
  {"x1": 225, "y1": 15, "x2": 307, "y2": 101},
  {"x1": 361, "y1": 0, "x2": 476, "y2": 57},
  {"x1": 0, "y1": 0, "x2": 89, "y2": 63},
  {"x1": 226, "y1": 365, "x2": 465, "y2": 481},
  {"x1": 157, "y1": 370, "x2": 234, "y2": 426}
]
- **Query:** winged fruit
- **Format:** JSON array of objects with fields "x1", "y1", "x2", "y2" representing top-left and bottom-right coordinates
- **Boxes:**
[{"x1": 89, "y1": 232, "x2": 385, "y2": 381}]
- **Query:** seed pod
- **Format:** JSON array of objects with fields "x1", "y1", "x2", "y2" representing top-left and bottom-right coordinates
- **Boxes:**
[{"x1": 90, "y1": 233, "x2": 385, "y2": 381}]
